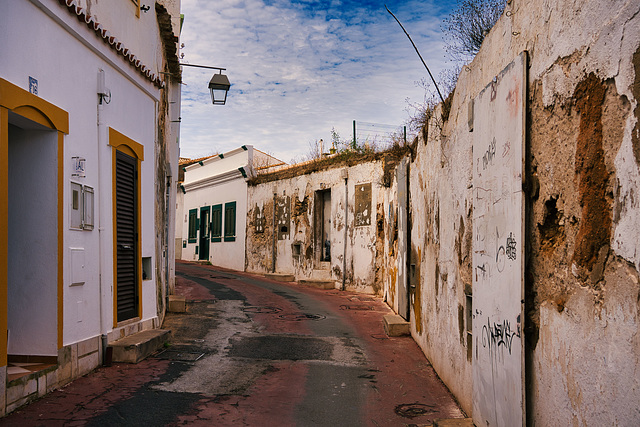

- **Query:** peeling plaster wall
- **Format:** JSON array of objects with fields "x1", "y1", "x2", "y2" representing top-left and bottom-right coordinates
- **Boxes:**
[
  {"x1": 407, "y1": 0, "x2": 640, "y2": 422},
  {"x1": 408, "y1": 106, "x2": 474, "y2": 413},
  {"x1": 382, "y1": 174, "x2": 400, "y2": 311},
  {"x1": 246, "y1": 161, "x2": 387, "y2": 294}
]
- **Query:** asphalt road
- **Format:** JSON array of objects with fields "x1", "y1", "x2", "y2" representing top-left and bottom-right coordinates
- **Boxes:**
[{"x1": 1, "y1": 261, "x2": 464, "y2": 426}]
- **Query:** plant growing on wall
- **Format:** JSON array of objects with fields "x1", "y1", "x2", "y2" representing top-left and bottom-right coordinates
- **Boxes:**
[{"x1": 442, "y1": 0, "x2": 506, "y2": 63}]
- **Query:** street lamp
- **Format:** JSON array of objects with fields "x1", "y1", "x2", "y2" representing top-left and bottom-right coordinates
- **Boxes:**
[
  {"x1": 208, "y1": 71, "x2": 231, "y2": 105},
  {"x1": 179, "y1": 63, "x2": 231, "y2": 105}
]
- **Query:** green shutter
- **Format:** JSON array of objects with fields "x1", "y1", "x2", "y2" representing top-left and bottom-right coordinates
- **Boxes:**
[
  {"x1": 224, "y1": 201, "x2": 236, "y2": 242},
  {"x1": 211, "y1": 204, "x2": 222, "y2": 242},
  {"x1": 188, "y1": 209, "x2": 198, "y2": 243}
]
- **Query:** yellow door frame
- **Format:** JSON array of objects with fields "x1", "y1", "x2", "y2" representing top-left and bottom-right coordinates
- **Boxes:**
[
  {"x1": 0, "y1": 78, "x2": 68, "y2": 365},
  {"x1": 108, "y1": 127, "x2": 144, "y2": 327}
]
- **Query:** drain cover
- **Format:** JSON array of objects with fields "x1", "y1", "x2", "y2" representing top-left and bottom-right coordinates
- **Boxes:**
[
  {"x1": 155, "y1": 350, "x2": 205, "y2": 362},
  {"x1": 340, "y1": 305, "x2": 373, "y2": 311},
  {"x1": 278, "y1": 313, "x2": 326, "y2": 321},
  {"x1": 394, "y1": 403, "x2": 436, "y2": 419},
  {"x1": 242, "y1": 306, "x2": 282, "y2": 314}
]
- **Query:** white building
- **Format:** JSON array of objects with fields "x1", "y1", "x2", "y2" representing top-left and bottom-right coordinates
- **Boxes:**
[
  {"x1": 0, "y1": 0, "x2": 181, "y2": 414},
  {"x1": 180, "y1": 146, "x2": 283, "y2": 271}
]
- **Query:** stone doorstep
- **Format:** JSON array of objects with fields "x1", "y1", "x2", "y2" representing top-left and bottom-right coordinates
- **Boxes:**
[
  {"x1": 433, "y1": 418, "x2": 474, "y2": 427},
  {"x1": 168, "y1": 295, "x2": 186, "y2": 313},
  {"x1": 108, "y1": 329, "x2": 170, "y2": 363},
  {"x1": 298, "y1": 279, "x2": 336, "y2": 290},
  {"x1": 310, "y1": 268, "x2": 332, "y2": 281},
  {"x1": 263, "y1": 273, "x2": 295, "y2": 282},
  {"x1": 383, "y1": 314, "x2": 410, "y2": 337}
]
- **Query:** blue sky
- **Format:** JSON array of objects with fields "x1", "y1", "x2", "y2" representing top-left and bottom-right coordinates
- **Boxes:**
[{"x1": 178, "y1": 0, "x2": 457, "y2": 163}]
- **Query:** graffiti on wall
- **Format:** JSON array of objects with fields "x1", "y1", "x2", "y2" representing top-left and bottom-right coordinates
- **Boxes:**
[{"x1": 471, "y1": 52, "x2": 526, "y2": 427}]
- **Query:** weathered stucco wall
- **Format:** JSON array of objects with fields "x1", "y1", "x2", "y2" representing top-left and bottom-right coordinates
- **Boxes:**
[
  {"x1": 246, "y1": 157, "x2": 398, "y2": 294},
  {"x1": 409, "y1": 0, "x2": 640, "y2": 422}
]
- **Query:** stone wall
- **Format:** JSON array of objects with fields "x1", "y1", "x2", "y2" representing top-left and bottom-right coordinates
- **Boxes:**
[
  {"x1": 246, "y1": 153, "x2": 404, "y2": 294},
  {"x1": 402, "y1": 0, "x2": 640, "y2": 423}
]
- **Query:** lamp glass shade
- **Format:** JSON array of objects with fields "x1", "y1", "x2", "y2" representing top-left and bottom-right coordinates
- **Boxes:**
[{"x1": 208, "y1": 73, "x2": 230, "y2": 105}]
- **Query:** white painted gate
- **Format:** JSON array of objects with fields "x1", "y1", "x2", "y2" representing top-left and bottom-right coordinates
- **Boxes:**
[{"x1": 472, "y1": 52, "x2": 527, "y2": 427}]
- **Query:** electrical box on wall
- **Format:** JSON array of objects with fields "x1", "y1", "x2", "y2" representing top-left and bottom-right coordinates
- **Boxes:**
[
  {"x1": 70, "y1": 182, "x2": 83, "y2": 229},
  {"x1": 69, "y1": 247, "x2": 85, "y2": 286},
  {"x1": 70, "y1": 181, "x2": 94, "y2": 230}
]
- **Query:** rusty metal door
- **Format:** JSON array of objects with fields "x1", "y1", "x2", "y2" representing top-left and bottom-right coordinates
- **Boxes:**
[{"x1": 472, "y1": 52, "x2": 527, "y2": 427}]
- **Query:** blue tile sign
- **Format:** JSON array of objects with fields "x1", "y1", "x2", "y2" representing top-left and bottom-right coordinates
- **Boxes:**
[
  {"x1": 29, "y1": 76, "x2": 38, "y2": 95},
  {"x1": 72, "y1": 156, "x2": 86, "y2": 178}
]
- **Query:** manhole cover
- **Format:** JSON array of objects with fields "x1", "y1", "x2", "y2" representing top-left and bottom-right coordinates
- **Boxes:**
[
  {"x1": 155, "y1": 350, "x2": 205, "y2": 362},
  {"x1": 278, "y1": 313, "x2": 326, "y2": 321},
  {"x1": 242, "y1": 306, "x2": 282, "y2": 314},
  {"x1": 394, "y1": 403, "x2": 436, "y2": 419},
  {"x1": 340, "y1": 305, "x2": 373, "y2": 311}
]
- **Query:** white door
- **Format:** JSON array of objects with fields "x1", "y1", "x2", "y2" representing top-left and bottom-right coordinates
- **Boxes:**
[{"x1": 472, "y1": 52, "x2": 527, "y2": 427}]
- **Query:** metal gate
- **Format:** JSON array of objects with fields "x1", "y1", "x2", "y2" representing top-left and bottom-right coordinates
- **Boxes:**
[
  {"x1": 397, "y1": 158, "x2": 409, "y2": 320},
  {"x1": 472, "y1": 52, "x2": 526, "y2": 427}
]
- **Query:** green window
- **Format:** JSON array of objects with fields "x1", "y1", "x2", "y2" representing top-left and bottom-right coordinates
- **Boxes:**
[
  {"x1": 188, "y1": 208, "x2": 198, "y2": 243},
  {"x1": 211, "y1": 204, "x2": 222, "y2": 242},
  {"x1": 224, "y1": 201, "x2": 236, "y2": 242}
]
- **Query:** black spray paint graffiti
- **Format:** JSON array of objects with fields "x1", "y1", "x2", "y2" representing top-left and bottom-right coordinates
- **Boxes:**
[
  {"x1": 482, "y1": 137, "x2": 497, "y2": 170},
  {"x1": 495, "y1": 230, "x2": 517, "y2": 272},
  {"x1": 481, "y1": 317, "x2": 520, "y2": 355},
  {"x1": 506, "y1": 232, "x2": 517, "y2": 260}
]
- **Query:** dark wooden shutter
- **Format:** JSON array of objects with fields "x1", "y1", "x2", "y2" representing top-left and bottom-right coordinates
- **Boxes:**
[
  {"x1": 224, "y1": 201, "x2": 236, "y2": 241},
  {"x1": 115, "y1": 150, "x2": 138, "y2": 322},
  {"x1": 211, "y1": 204, "x2": 222, "y2": 242},
  {"x1": 188, "y1": 209, "x2": 198, "y2": 243}
]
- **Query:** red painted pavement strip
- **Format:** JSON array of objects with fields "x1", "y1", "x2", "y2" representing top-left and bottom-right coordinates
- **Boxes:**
[
  {"x1": 179, "y1": 263, "x2": 465, "y2": 425},
  {"x1": 281, "y1": 285, "x2": 465, "y2": 425},
  {"x1": 1, "y1": 360, "x2": 171, "y2": 426},
  {"x1": 2, "y1": 262, "x2": 463, "y2": 426},
  {"x1": 222, "y1": 278, "x2": 313, "y2": 336},
  {"x1": 175, "y1": 275, "x2": 216, "y2": 301},
  {"x1": 171, "y1": 361, "x2": 308, "y2": 427}
]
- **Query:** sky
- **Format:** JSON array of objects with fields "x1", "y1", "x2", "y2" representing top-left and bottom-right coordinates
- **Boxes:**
[{"x1": 178, "y1": 0, "x2": 457, "y2": 163}]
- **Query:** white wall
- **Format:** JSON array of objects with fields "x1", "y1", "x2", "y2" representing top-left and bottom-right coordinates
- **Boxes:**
[
  {"x1": 181, "y1": 176, "x2": 248, "y2": 272},
  {"x1": 184, "y1": 147, "x2": 250, "y2": 183},
  {"x1": 0, "y1": 0, "x2": 163, "y2": 347},
  {"x1": 181, "y1": 148, "x2": 252, "y2": 272}
]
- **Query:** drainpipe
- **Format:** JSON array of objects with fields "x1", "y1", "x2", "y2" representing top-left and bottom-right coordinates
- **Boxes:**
[
  {"x1": 97, "y1": 69, "x2": 108, "y2": 363},
  {"x1": 342, "y1": 169, "x2": 348, "y2": 291},
  {"x1": 272, "y1": 192, "x2": 277, "y2": 273}
]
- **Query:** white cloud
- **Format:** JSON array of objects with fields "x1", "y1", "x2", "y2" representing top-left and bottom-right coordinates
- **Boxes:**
[{"x1": 178, "y1": 0, "x2": 455, "y2": 163}]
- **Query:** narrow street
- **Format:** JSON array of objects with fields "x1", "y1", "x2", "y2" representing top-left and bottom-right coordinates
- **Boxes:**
[{"x1": 2, "y1": 261, "x2": 463, "y2": 426}]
